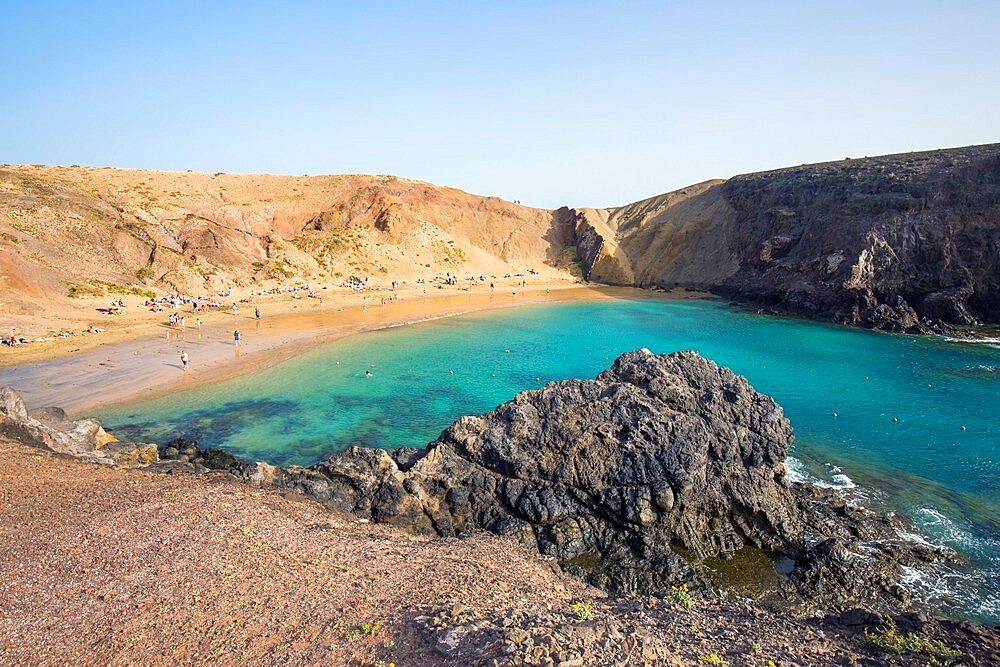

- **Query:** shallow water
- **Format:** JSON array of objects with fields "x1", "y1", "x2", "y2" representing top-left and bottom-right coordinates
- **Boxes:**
[{"x1": 100, "y1": 297, "x2": 1000, "y2": 622}]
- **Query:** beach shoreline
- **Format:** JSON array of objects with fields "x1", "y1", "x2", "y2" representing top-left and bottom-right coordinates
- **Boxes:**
[{"x1": 0, "y1": 281, "x2": 707, "y2": 416}]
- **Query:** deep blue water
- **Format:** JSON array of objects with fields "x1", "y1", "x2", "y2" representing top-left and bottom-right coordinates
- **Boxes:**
[{"x1": 100, "y1": 297, "x2": 1000, "y2": 622}]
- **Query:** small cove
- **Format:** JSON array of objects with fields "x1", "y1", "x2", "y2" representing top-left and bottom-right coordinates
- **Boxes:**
[{"x1": 100, "y1": 297, "x2": 1000, "y2": 623}]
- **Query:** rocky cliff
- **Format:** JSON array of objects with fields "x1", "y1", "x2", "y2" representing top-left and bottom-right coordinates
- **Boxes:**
[
  {"x1": 173, "y1": 350, "x2": 954, "y2": 616},
  {"x1": 575, "y1": 144, "x2": 1000, "y2": 332},
  {"x1": 0, "y1": 350, "x2": 967, "y2": 615}
]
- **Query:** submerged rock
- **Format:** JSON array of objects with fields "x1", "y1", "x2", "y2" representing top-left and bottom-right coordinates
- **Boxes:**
[{"x1": 261, "y1": 350, "x2": 956, "y2": 614}]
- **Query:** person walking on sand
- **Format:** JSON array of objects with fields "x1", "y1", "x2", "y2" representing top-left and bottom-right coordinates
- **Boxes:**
[
  {"x1": 233, "y1": 330, "x2": 241, "y2": 346},
  {"x1": 255, "y1": 307, "x2": 261, "y2": 320},
  {"x1": 180, "y1": 350, "x2": 189, "y2": 371},
  {"x1": 232, "y1": 303, "x2": 239, "y2": 316}
]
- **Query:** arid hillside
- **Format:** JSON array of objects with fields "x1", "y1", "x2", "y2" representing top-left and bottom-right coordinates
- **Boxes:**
[
  {"x1": 0, "y1": 166, "x2": 578, "y2": 316},
  {"x1": 576, "y1": 143, "x2": 1000, "y2": 331},
  {"x1": 4, "y1": 144, "x2": 999, "y2": 333}
]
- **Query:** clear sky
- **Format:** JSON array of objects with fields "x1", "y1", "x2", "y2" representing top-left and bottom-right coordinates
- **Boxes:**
[{"x1": 2, "y1": 1, "x2": 998, "y2": 208}]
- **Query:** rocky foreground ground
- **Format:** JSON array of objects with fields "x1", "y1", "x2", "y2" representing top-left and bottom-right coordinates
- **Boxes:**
[
  {"x1": 2, "y1": 437, "x2": 997, "y2": 667},
  {"x1": 2, "y1": 349, "x2": 999, "y2": 665}
]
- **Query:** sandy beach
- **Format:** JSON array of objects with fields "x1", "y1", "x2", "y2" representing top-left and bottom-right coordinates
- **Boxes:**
[{"x1": 0, "y1": 280, "x2": 642, "y2": 415}]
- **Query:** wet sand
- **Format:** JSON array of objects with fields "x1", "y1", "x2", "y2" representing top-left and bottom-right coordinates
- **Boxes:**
[{"x1": 1, "y1": 283, "x2": 636, "y2": 415}]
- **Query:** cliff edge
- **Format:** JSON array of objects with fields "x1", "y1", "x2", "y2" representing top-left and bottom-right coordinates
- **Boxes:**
[{"x1": 575, "y1": 144, "x2": 1000, "y2": 332}]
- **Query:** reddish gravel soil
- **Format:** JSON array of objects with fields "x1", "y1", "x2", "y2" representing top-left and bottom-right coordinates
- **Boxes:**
[
  {"x1": 0, "y1": 438, "x2": 589, "y2": 666},
  {"x1": 1, "y1": 437, "x2": 996, "y2": 666}
]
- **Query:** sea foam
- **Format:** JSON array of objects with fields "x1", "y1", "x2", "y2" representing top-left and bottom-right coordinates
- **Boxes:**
[
  {"x1": 898, "y1": 506, "x2": 1000, "y2": 622},
  {"x1": 786, "y1": 456, "x2": 856, "y2": 490}
]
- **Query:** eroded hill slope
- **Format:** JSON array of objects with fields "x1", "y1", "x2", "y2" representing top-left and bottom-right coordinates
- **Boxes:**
[
  {"x1": 0, "y1": 166, "x2": 577, "y2": 315},
  {"x1": 578, "y1": 144, "x2": 1000, "y2": 331},
  {"x1": 4, "y1": 144, "x2": 998, "y2": 332}
]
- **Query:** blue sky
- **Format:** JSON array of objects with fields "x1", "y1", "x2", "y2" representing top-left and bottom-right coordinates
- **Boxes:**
[{"x1": 2, "y1": 1, "x2": 998, "y2": 208}]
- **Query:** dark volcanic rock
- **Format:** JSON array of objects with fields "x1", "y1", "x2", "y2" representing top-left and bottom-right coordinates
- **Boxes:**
[
  {"x1": 582, "y1": 144, "x2": 1000, "y2": 333},
  {"x1": 260, "y1": 350, "x2": 956, "y2": 615},
  {"x1": 919, "y1": 285, "x2": 981, "y2": 325},
  {"x1": 717, "y1": 146, "x2": 1000, "y2": 331},
  {"x1": 156, "y1": 438, "x2": 248, "y2": 475}
]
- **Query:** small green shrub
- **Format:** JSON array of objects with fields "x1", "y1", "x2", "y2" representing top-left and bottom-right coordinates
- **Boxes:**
[
  {"x1": 347, "y1": 620, "x2": 380, "y2": 638},
  {"x1": 571, "y1": 600, "x2": 594, "y2": 620},
  {"x1": 433, "y1": 240, "x2": 467, "y2": 265},
  {"x1": 135, "y1": 266, "x2": 154, "y2": 281},
  {"x1": 857, "y1": 617, "x2": 961, "y2": 662},
  {"x1": 68, "y1": 279, "x2": 155, "y2": 299},
  {"x1": 697, "y1": 654, "x2": 729, "y2": 665},
  {"x1": 268, "y1": 261, "x2": 294, "y2": 279},
  {"x1": 66, "y1": 282, "x2": 104, "y2": 298},
  {"x1": 669, "y1": 583, "x2": 696, "y2": 608}
]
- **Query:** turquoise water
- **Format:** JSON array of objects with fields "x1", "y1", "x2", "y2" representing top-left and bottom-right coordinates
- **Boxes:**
[{"x1": 100, "y1": 297, "x2": 1000, "y2": 622}]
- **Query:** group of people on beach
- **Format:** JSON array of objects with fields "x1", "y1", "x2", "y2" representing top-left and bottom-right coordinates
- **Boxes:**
[
  {"x1": 2, "y1": 327, "x2": 99, "y2": 347},
  {"x1": 145, "y1": 291, "x2": 225, "y2": 313},
  {"x1": 4, "y1": 331, "x2": 26, "y2": 347}
]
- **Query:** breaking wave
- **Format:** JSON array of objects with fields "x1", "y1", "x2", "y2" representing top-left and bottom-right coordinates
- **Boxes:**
[
  {"x1": 896, "y1": 506, "x2": 1000, "y2": 623},
  {"x1": 942, "y1": 336, "x2": 1000, "y2": 350},
  {"x1": 786, "y1": 456, "x2": 857, "y2": 490}
]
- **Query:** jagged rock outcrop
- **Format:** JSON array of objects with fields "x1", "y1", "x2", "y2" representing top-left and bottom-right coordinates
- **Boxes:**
[
  {"x1": 564, "y1": 207, "x2": 634, "y2": 284},
  {"x1": 0, "y1": 386, "x2": 155, "y2": 467},
  {"x1": 0, "y1": 350, "x2": 963, "y2": 614},
  {"x1": 580, "y1": 144, "x2": 1000, "y2": 332},
  {"x1": 245, "y1": 350, "x2": 956, "y2": 614}
]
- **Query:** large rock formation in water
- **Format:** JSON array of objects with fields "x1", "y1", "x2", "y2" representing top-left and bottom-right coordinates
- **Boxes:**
[
  {"x1": 229, "y1": 350, "x2": 953, "y2": 614},
  {"x1": 2, "y1": 351, "x2": 958, "y2": 614},
  {"x1": 572, "y1": 144, "x2": 1000, "y2": 332}
]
